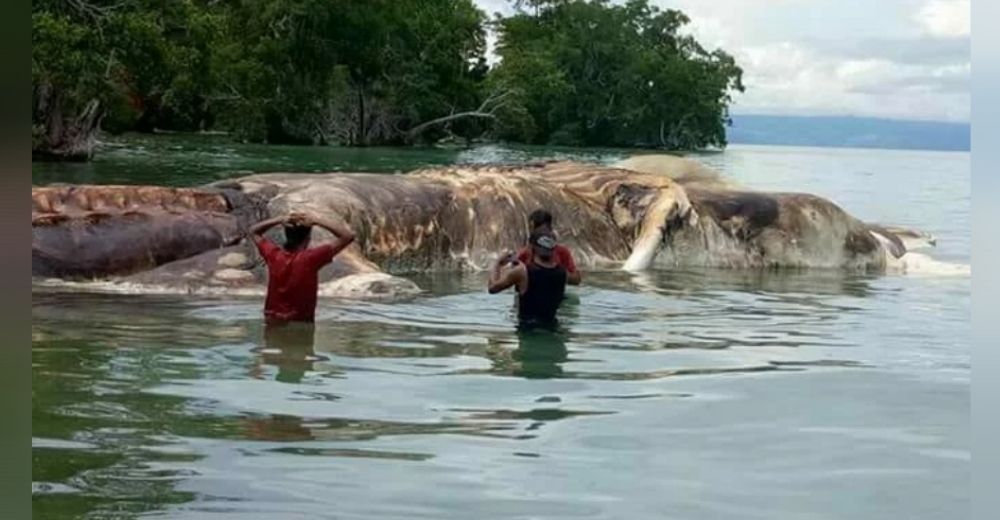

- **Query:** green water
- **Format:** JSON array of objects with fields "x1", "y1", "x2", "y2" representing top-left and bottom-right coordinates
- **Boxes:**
[
  {"x1": 31, "y1": 133, "x2": 654, "y2": 187},
  {"x1": 32, "y1": 137, "x2": 970, "y2": 519}
]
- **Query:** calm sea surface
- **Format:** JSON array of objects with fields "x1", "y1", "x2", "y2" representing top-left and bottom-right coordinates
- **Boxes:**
[{"x1": 32, "y1": 137, "x2": 970, "y2": 519}]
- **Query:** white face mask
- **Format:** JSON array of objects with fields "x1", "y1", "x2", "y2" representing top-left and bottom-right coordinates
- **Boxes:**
[{"x1": 534, "y1": 236, "x2": 557, "y2": 249}]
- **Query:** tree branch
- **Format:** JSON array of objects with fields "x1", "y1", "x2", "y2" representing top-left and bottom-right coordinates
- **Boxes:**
[
  {"x1": 405, "y1": 111, "x2": 498, "y2": 138},
  {"x1": 404, "y1": 89, "x2": 512, "y2": 140},
  {"x1": 66, "y1": 0, "x2": 123, "y2": 22}
]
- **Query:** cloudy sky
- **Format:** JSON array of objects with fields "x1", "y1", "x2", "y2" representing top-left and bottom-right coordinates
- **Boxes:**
[{"x1": 474, "y1": 0, "x2": 970, "y2": 122}]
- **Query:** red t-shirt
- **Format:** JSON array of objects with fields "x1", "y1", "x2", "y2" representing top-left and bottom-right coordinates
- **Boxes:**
[
  {"x1": 517, "y1": 244, "x2": 577, "y2": 273},
  {"x1": 254, "y1": 237, "x2": 335, "y2": 322}
]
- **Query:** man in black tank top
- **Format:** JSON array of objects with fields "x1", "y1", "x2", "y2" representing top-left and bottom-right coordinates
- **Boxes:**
[{"x1": 488, "y1": 230, "x2": 568, "y2": 325}]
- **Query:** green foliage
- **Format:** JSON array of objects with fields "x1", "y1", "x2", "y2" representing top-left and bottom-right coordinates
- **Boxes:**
[
  {"x1": 210, "y1": 0, "x2": 339, "y2": 143},
  {"x1": 491, "y1": 0, "x2": 744, "y2": 149},
  {"x1": 210, "y1": 0, "x2": 488, "y2": 145},
  {"x1": 32, "y1": 0, "x2": 224, "y2": 138},
  {"x1": 32, "y1": 0, "x2": 744, "y2": 155}
]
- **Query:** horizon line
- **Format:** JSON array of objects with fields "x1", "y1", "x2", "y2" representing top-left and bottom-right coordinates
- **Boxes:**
[{"x1": 729, "y1": 113, "x2": 970, "y2": 125}]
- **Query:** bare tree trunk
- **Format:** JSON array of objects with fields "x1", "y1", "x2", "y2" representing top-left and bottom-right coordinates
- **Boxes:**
[
  {"x1": 666, "y1": 113, "x2": 693, "y2": 150},
  {"x1": 357, "y1": 86, "x2": 366, "y2": 147},
  {"x1": 33, "y1": 84, "x2": 103, "y2": 162}
]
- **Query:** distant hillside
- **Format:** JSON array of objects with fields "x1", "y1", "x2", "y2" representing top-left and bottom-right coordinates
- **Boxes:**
[{"x1": 726, "y1": 115, "x2": 970, "y2": 152}]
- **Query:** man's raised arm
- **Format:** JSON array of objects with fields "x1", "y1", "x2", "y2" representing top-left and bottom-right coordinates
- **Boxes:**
[
  {"x1": 488, "y1": 251, "x2": 526, "y2": 294},
  {"x1": 304, "y1": 214, "x2": 356, "y2": 255},
  {"x1": 249, "y1": 215, "x2": 287, "y2": 239}
]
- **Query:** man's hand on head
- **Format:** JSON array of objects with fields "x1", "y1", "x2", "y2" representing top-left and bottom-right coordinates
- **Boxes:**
[{"x1": 286, "y1": 212, "x2": 312, "y2": 227}]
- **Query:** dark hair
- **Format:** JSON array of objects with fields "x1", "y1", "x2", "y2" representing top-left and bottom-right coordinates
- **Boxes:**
[
  {"x1": 528, "y1": 209, "x2": 553, "y2": 230},
  {"x1": 283, "y1": 224, "x2": 312, "y2": 251}
]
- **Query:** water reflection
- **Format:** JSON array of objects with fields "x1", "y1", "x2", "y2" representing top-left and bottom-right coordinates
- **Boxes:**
[
  {"x1": 512, "y1": 327, "x2": 569, "y2": 379},
  {"x1": 239, "y1": 414, "x2": 520, "y2": 444},
  {"x1": 490, "y1": 325, "x2": 571, "y2": 379},
  {"x1": 256, "y1": 321, "x2": 322, "y2": 384},
  {"x1": 617, "y1": 268, "x2": 878, "y2": 299}
]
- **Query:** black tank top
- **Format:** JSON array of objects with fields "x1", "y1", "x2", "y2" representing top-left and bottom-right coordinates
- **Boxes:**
[{"x1": 518, "y1": 263, "x2": 567, "y2": 324}]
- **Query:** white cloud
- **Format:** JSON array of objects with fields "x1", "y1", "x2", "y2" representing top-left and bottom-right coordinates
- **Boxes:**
[
  {"x1": 668, "y1": 0, "x2": 970, "y2": 121},
  {"x1": 677, "y1": 13, "x2": 730, "y2": 49},
  {"x1": 472, "y1": 0, "x2": 970, "y2": 121},
  {"x1": 730, "y1": 42, "x2": 969, "y2": 121},
  {"x1": 915, "y1": 0, "x2": 970, "y2": 38}
]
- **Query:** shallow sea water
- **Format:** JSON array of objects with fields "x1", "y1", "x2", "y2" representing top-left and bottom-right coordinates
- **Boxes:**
[{"x1": 32, "y1": 140, "x2": 970, "y2": 519}]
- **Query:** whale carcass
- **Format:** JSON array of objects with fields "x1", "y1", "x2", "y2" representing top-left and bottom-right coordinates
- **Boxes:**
[{"x1": 31, "y1": 157, "x2": 941, "y2": 297}]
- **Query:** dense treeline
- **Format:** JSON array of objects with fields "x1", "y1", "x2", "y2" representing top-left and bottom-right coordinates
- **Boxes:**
[{"x1": 32, "y1": 0, "x2": 743, "y2": 160}]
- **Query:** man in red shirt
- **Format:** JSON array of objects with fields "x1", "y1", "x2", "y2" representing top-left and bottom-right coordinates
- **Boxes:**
[
  {"x1": 249, "y1": 212, "x2": 355, "y2": 323},
  {"x1": 516, "y1": 209, "x2": 582, "y2": 286}
]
